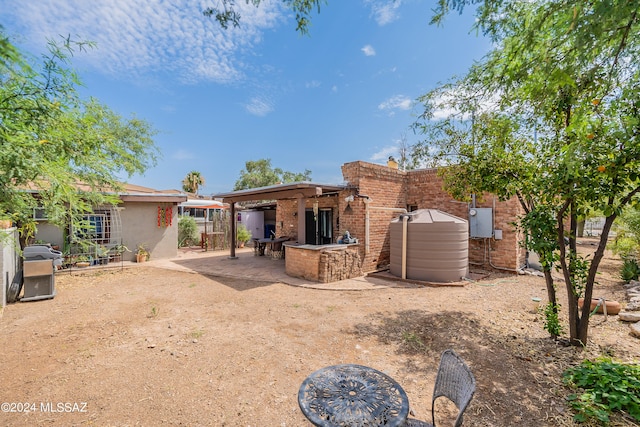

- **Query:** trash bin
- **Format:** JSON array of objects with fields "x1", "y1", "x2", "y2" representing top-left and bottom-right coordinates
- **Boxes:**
[{"x1": 21, "y1": 245, "x2": 62, "y2": 302}]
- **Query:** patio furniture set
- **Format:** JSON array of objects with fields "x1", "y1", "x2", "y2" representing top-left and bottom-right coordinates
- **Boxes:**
[{"x1": 298, "y1": 349, "x2": 476, "y2": 427}]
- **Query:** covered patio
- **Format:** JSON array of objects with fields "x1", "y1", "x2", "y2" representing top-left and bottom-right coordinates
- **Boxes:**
[{"x1": 214, "y1": 181, "x2": 345, "y2": 259}]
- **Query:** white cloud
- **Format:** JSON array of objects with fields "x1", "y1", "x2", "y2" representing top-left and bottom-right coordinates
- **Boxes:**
[
  {"x1": 364, "y1": 0, "x2": 402, "y2": 26},
  {"x1": 370, "y1": 144, "x2": 398, "y2": 162},
  {"x1": 245, "y1": 96, "x2": 274, "y2": 116},
  {"x1": 361, "y1": 44, "x2": 376, "y2": 56},
  {"x1": 378, "y1": 95, "x2": 412, "y2": 116},
  {"x1": 1, "y1": 0, "x2": 285, "y2": 84},
  {"x1": 306, "y1": 80, "x2": 321, "y2": 88},
  {"x1": 428, "y1": 89, "x2": 500, "y2": 121}
]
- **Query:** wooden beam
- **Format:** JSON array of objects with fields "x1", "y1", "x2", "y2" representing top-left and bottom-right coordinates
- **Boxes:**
[{"x1": 222, "y1": 187, "x2": 322, "y2": 203}]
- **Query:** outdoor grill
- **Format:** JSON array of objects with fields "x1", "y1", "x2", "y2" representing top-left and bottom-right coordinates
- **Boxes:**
[{"x1": 21, "y1": 244, "x2": 62, "y2": 302}]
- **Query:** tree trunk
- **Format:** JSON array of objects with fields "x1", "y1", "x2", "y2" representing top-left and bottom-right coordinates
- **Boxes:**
[
  {"x1": 543, "y1": 268, "x2": 559, "y2": 338},
  {"x1": 572, "y1": 215, "x2": 617, "y2": 345}
]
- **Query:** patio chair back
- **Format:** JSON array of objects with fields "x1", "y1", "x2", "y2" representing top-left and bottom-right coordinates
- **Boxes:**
[{"x1": 404, "y1": 349, "x2": 476, "y2": 427}]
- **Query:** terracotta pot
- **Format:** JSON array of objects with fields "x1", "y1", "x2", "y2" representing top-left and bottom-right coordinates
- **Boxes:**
[
  {"x1": 578, "y1": 298, "x2": 621, "y2": 315},
  {"x1": 136, "y1": 253, "x2": 147, "y2": 263}
]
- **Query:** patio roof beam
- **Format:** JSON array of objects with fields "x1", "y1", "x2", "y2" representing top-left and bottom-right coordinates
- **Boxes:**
[{"x1": 220, "y1": 187, "x2": 322, "y2": 203}]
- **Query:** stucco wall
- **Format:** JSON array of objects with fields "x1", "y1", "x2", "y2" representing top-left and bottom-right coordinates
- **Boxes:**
[
  {"x1": 1, "y1": 228, "x2": 20, "y2": 308},
  {"x1": 119, "y1": 202, "x2": 179, "y2": 261}
]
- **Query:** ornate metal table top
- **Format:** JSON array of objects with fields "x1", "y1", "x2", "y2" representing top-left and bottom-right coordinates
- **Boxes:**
[{"x1": 298, "y1": 364, "x2": 409, "y2": 427}]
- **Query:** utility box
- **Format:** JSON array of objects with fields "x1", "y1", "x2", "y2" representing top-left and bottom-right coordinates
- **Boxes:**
[{"x1": 469, "y1": 208, "x2": 493, "y2": 238}]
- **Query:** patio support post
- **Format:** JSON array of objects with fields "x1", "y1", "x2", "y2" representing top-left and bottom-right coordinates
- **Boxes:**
[
  {"x1": 229, "y1": 202, "x2": 237, "y2": 259},
  {"x1": 297, "y1": 195, "x2": 306, "y2": 244}
]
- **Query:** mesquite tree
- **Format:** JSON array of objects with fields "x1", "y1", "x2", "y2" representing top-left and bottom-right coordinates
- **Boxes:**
[
  {"x1": 412, "y1": 0, "x2": 640, "y2": 346},
  {"x1": 0, "y1": 31, "x2": 159, "y2": 247}
]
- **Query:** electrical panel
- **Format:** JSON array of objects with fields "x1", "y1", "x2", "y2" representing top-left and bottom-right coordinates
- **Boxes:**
[{"x1": 469, "y1": 208, "x2": 493, "y2": 238}]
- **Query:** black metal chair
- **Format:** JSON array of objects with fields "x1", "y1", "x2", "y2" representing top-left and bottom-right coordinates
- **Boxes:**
[{"x1": 403, "y1": 349, "x2": 476, "y2": 427}]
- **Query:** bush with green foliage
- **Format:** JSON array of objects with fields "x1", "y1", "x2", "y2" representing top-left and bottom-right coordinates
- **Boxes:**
[
  {"x1": 611, "y1": 208, "x2": 640, "y2": 260},
  {"x1": 563, "y1": 357, "x2": 640, "y2": 425},
  {"x1": 236, "y1": 223, "x2": 252, "y2": 245},
  {"x1": 543, "y1": 302, "x2": 563, "y2": 337},
  {"x1": 621, "y1": 258, "x2": 640, "y2": 282},
  {"x1": 178, "y1": 216, "x2": 198, "y2": 247}
]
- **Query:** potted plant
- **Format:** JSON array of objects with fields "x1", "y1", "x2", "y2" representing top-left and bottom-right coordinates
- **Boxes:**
[
  {"x1": 136, "y1": 244, "x2": 150, "y2": 263},
  {"x1": 110, "y1": 244, "x2": 131, "y2": 263},
  {"x1": 236, "y1": 224, "x2": 252, "y2": 248},
  {"x1": 75, "y1": 255, "x2": 90, "y2": 268}
]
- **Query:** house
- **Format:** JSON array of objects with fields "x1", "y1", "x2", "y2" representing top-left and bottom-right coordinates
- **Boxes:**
[
  {"x1": 33, "y1": 183, "x2": 187, "y2": 263},
  {"x1": 215, "y1": 160, "x2": 525, "y2": 283}
]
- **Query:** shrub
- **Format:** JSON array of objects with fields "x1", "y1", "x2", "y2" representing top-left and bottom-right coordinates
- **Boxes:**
[
  {"x1": 610, "y1": 208, "x2": 640, "y2": 260},
  {"x1": 563, "y1": 357, "x2": 640, "y2": 425},
  {"x1": 178, "y1": 216, "x2": 198, "y2": 247},
  {"x1": 543, "y1": 302, "x2": 563, "y2": 337},
  {"x1": 621, "y1": 257, "x2": 640, "y2": 282},
  {"x1": 236, "y1": 223, "x2": 252, "y2": 244}
]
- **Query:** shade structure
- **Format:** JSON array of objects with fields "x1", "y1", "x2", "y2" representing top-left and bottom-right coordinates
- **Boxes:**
[{"x1": 389, "y1": 209, "x2": 469, "y2": 282}]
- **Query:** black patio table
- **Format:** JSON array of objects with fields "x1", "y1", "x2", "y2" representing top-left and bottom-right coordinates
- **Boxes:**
[{"x1": 298, "y1": 364, "x2": 410, "y2": 427}]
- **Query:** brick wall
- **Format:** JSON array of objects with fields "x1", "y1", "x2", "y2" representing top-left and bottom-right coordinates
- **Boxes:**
[
  {"x1": 276, "y1": 197, "x2": 340, "y2": 243},
  {"x1": 406, "y1": 168, "x2": 525, "y2": 270},
  {"x1": 341, "y1": 161, "x2": 408, "y2": 272},
  {"x1": 277, "y1": 160, "x2": 526, "y2": 276},
  {"x1": 342, "y1": 161, "x2": 526, "y2": 272},
  {"x1": 285, "y1": 246, "x2": 321, "y2": 281},
  {"x1": 276, "y1": 200, "x2": 298, "y2": 240}
]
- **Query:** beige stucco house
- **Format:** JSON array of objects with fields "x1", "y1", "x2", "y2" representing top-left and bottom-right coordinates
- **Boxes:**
[{"x1": 33, "y1": 183, "x2": 187, "y2": 263}]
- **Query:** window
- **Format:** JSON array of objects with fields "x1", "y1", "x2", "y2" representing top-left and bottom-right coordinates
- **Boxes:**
[
  {"x1": 33, "y1": 207, "x2": 48, "y2": 221},
  {"x1": 74, "y1": 210, "x2": 111, "y2": 244}
]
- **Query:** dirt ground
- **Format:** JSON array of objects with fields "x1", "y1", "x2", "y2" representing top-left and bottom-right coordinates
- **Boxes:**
[{"x1": 1, "y1": 238, "x2": 638, "y2": 426}]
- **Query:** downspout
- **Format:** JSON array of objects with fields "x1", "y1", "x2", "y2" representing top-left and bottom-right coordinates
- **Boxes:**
[
  {"x1": 401, "y1": 214, "x2": 409, "y2": 279},
  {"x1": 366, "y1": 206, "x2": 408, "y2": 255},
  {"x1": 364, "y1": 197, "x2": 371, "y2": 254},
  {"x1": 356, "y1": 195, "x2": 407, "y2": 255}
]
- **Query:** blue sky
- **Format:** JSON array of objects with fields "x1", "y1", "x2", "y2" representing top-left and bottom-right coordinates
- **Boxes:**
[{"x1": 1, "y1": 0, "x2": 490, "y2": 195}]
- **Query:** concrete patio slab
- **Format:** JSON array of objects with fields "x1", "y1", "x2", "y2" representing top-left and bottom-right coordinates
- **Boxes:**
[{"x1": 147, "y1": 247, "x2": 417, "y2": 291}]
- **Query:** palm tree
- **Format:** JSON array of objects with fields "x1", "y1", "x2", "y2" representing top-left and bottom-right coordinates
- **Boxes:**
[{"x1": 182, "y1": 171, "x2": 205, "y2": 195}]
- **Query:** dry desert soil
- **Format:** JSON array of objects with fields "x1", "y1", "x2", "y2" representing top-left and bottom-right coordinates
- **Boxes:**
[{"x1": 0, "y1": 237, "x2": 638, "y2": 427}]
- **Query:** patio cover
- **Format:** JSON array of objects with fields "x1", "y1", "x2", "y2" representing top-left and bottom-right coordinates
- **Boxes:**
[
  {"x1": 214, "y1": 182, "x2": 344, "y2": 203},
  {"x1": 214, "y1": 182, "x2": 345, "y2": 258}
]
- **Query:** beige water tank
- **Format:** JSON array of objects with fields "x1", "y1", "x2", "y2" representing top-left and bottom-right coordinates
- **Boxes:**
[{"x1": 390, "y1": 209, "x2": 469, "y2": 282}]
